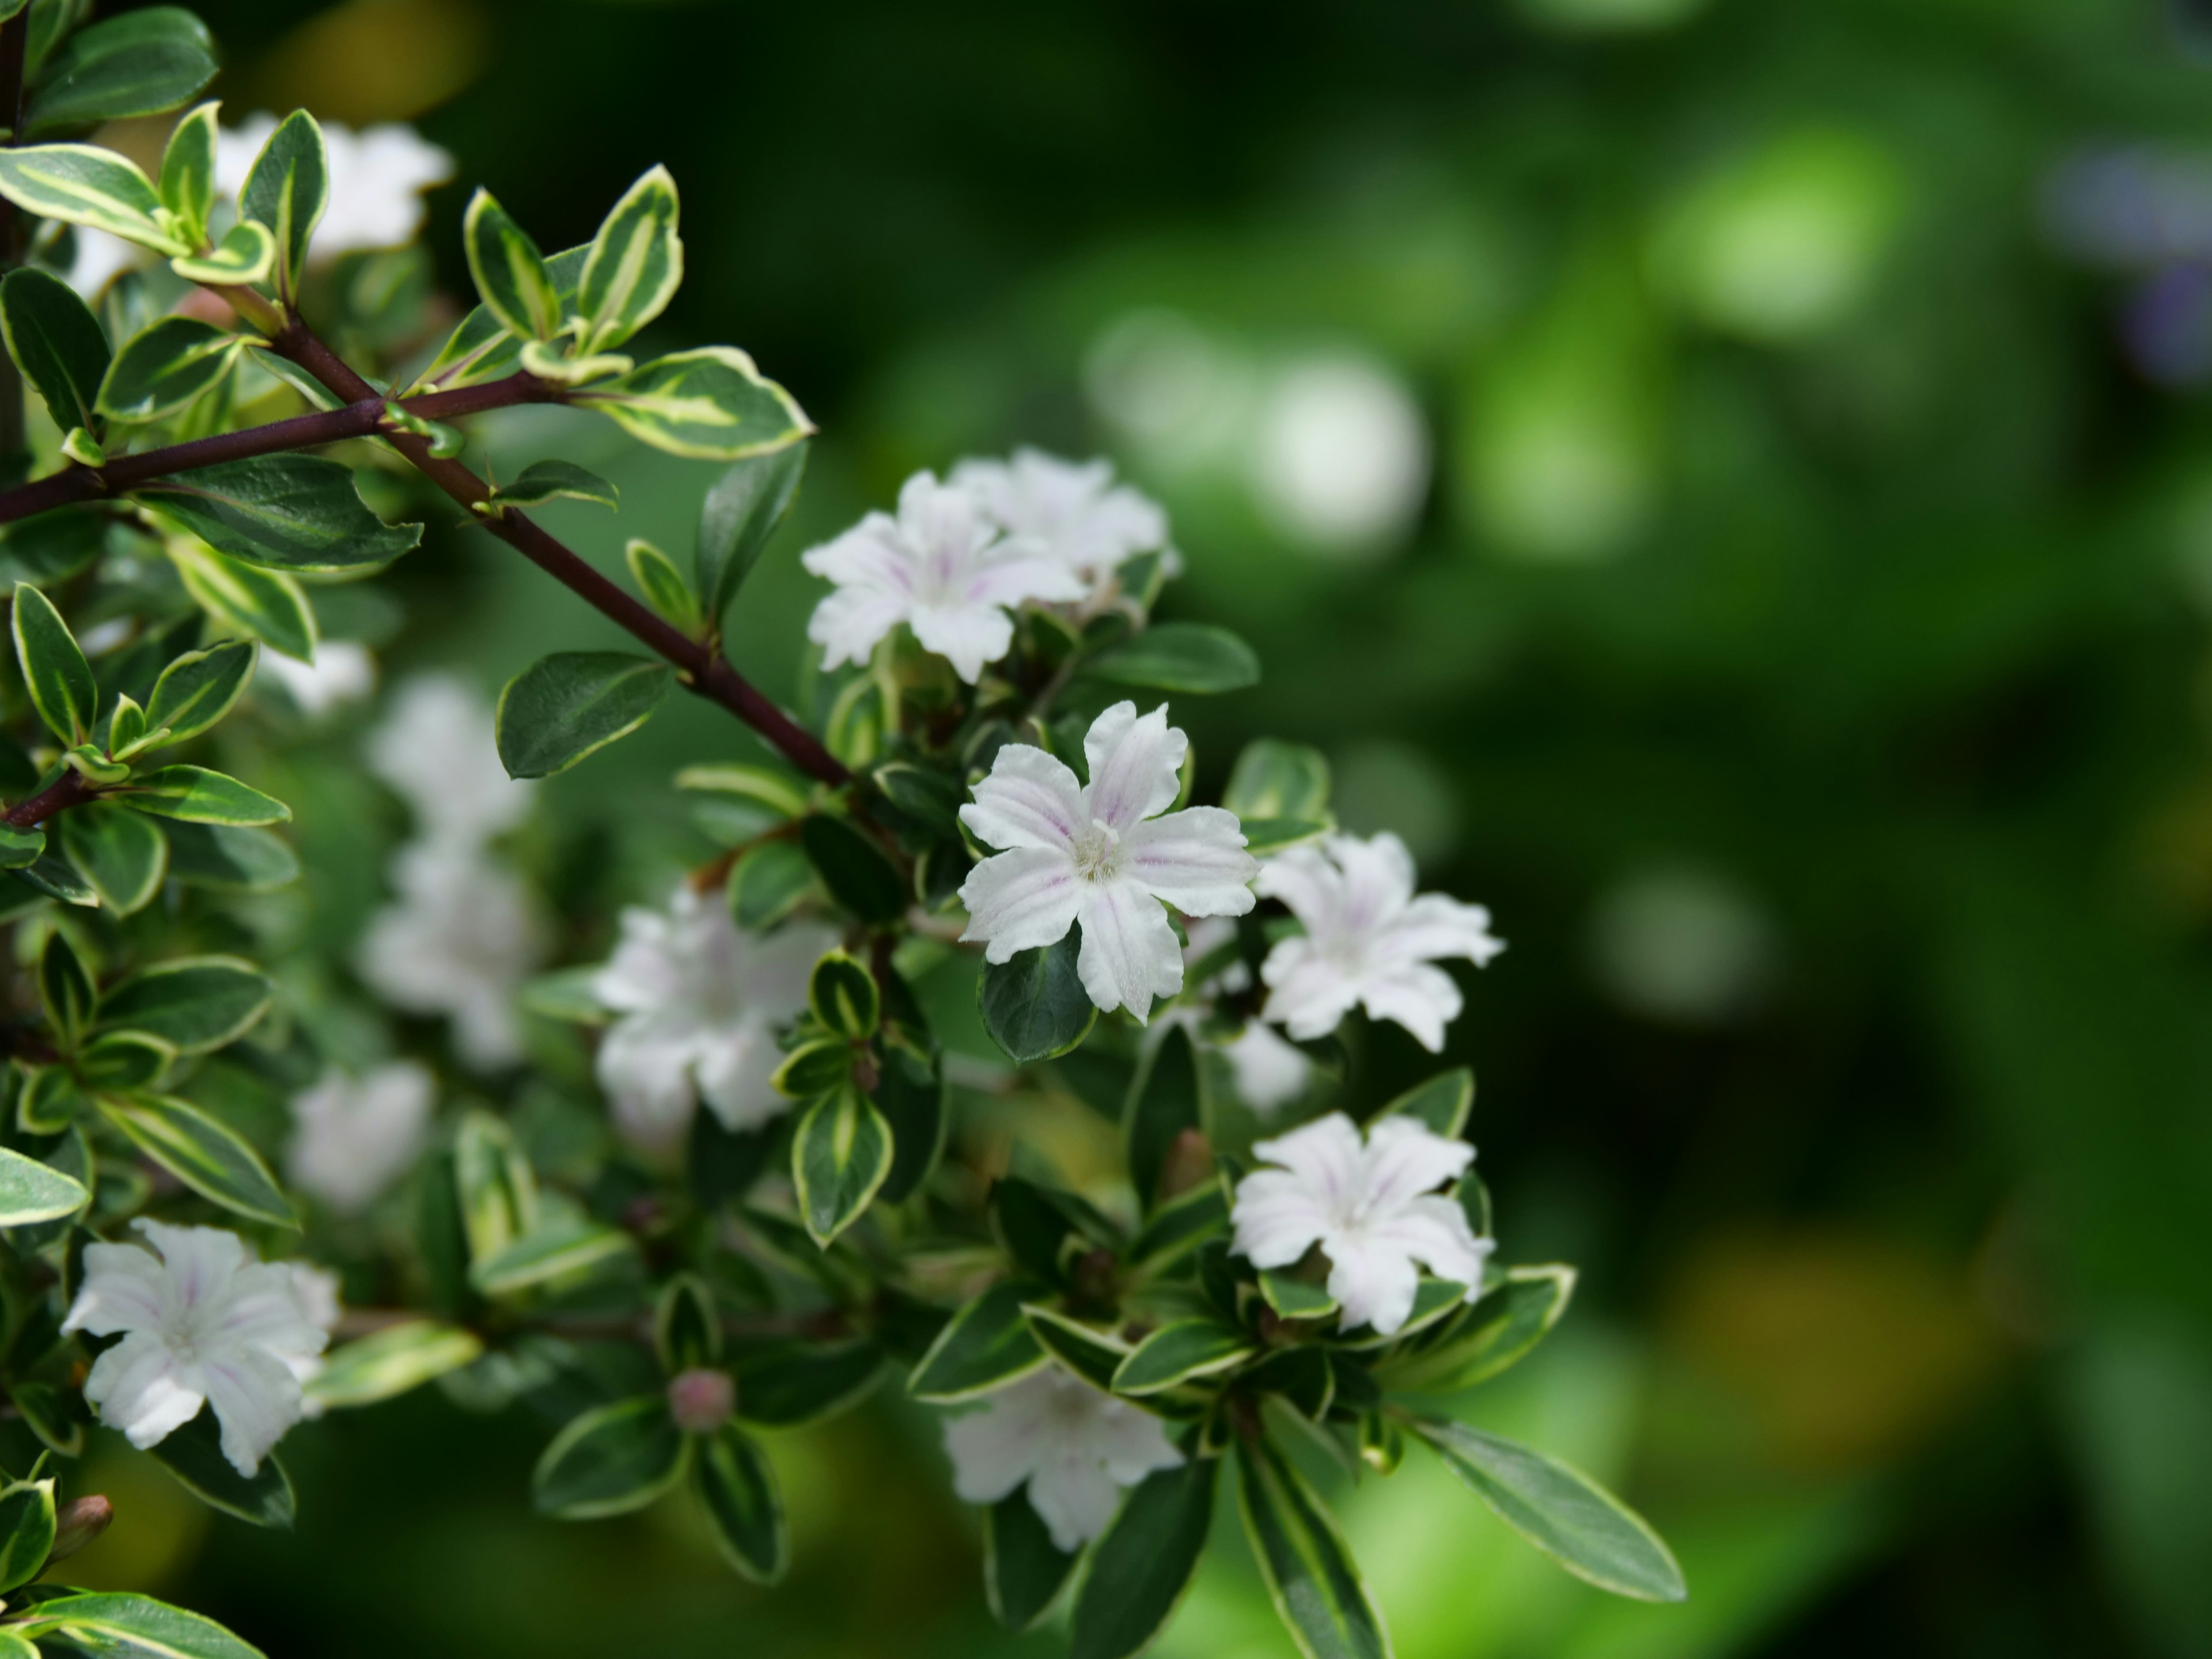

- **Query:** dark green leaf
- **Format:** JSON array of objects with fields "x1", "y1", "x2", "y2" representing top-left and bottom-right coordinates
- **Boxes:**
[
  {"x1": 18, "y1": 1064, "x2": 86, "y2": 1133},
  {"x1": 143, "y1": 639, "x2": 256, "y2": 744},
  {"x1": 137, "y1": 455, "x2": 421, "y2": 573},
  {"x1": 770, "y1": 1035, "x2": 853, "y2": 1099},
  {"x1": 0, "y1": 143, "x2": 181, "y2": 253},
  {"x1": 0, "y1": 1478, "x2": 54, "y2": 1593},
  {"x1": 1020, "y1": 1305, "x2": 1130, "y2": 1392},
  {"x1": 16, "y1": 1591, "x2": 266, "y2": 1659},
  {"x1": 1378, "y1": 1267, "x2": 1575, "y2": 1395},
  {"x1": 11, "y1": 1377, "x2": 86, "y2": 1457},
  {"x1": 1112, "y1": 1319, "x2": 1252, "y2": 1395},
  {"x1": 656, "y1": 1274, "x2": 720, "y2": 1372},
  {"x1": 123, "y1": 766, "x2": 290, "y2": 827},
  {"x1": 625, "y1": 536, "x2": 699, "y2": 633},
  {"x1": 799, "y1": 813, "x2": 906, "y2": 925},
  {"x1": 469, "y1": 1214, "x2": 638, "y2": 1298},
  {"x1": 695, "y1": 1423, "x2": 786, "y2": 1582},
  {"x1": 464, "y1": 187, "x2": 560, "y2": 341},
  {"x1": 1241, "y1": 816, "x2": 1330, "y2": 854},
  {"x1": 453, "y1": 1109, "x2": 536, "y2": 1263},
  {"x1": 24, "y1": 9, "x2": 217, "y2": 135},
  {"x1": 791, "y1": 1085, "x2": 893, "y2": 1246},
  {"x1": 147, "y1": 1412, "x2": 295, "y2": 1527},
  {"x1": 13, "y1": 580, "x2": 94, "y2": 743},
  {"x1": 1411, "y1": 1419, "x2": 1685, "y2": 1601},
  {"x1": 696, "y1": 441, "x2": 806, "y2": 627},
  {"x1": 1085, "y1": 623, "x2": 1261, "y2": 695},
  {"x1": 1380, "y1": 1067, "x2": 1474, "y2": 1139},
  {"x1": 1126, "y1": 1178, "x2": 1228, "y2": 1269},
  {"x1": 413, "y1": 243, "x2": 586, "y2": 391},
  {"x1": 166, "y1": 542, "x2": 316, "y2": 661},
  {"x1": 577, "y1": 164, "x2": 683, "y2": 354},
  {"x1": 158, "y1": 99, "x2": 216, "y2": 243},
  {"x1": 59, "y1": 803, "x2": 166, "y2": 914},
  {"x1": 0, "y1": 507, "x2": 103, "y2": 585},
  {"x1": 579, "y1": 346, "x2": 811, "y2": 460},
  {"x1": 37, "y1": 927, "x2": 94, "y2": 1043},
  {"x1": 808, "y1": 949, "x2": 878, "y2": 1040},
  {"x1": 0, "y1": 823, "x2": 40, "y2": 871},
  {"x1": 1260, "y1": 1270, "x2": 1339, "y2": 1322},
  {"x1": 495, "y1": 650, "x2": 673, "y2": 779},
  {"x1": 160, "y1": 821, "x2": 298, "y2": 892},
  {"x1": 12, "y1": 854, "x2": 88, "y2": 907},
  {"x1": 485, "y1": 459, "x2": 619, "y2": 512},
  {"x1": 169, "y1": 218, "x2": 275, "y2": 287},
  {"x1": 532, "y1": 1395, "x2": 689, "y2": 1519},
  {"x1": 1236, "y1": 1435, "x2": 1391, "y2": 1659},
  {"x1": 0, "y1": 267, "x2": 108, "y2": 435},
  {"x1": 978, "y1": 934, "x2": 1096, "y2": 1065},
  {"x1": 1124, "y1": 1024, "x2": 1202, "y2": 1214},
  {"x1": 96, "y1": 314, "x2": 236, "y2": 422},
  {"x1": 95, "y1": 957, "x2": 270, "y2": 1056},
  {"x1": 101, "y1": 1094, "x2": 293, "y2": 1225},
  {"x1": 1069, "y1": 1455, "x2": 1217, "y2": 1659},
  {"x1": 728, "y1": 837, "x2": 815, "y2": 929},
  {"x1": 732, "y1": 1339, "x2": 884, "y2": 1427},
  {"x1": 0, "y1": 1143, "x2": 89, "y2": 1225},
  {"x1": 78, "y1": 1029, "x2": 174, "y2": 1091},
  {"x1": 986, "y1": 1492, "x2": 1077, "y2": 1631},
  {"x1": 908, "y1": 1279, "x2": 1048, "y2": 1402},
  {"x1": 239, "y1": 110, "x2": 328, "y2": 300}
]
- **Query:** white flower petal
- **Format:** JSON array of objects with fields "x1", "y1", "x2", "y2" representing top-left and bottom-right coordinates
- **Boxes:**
[
  {"x1": 1361, "y1": 1116, "x2": 1475, "y2": 1208},
  {"x1": 1220, "y1": 1021, "x2": 1313, "y2": 1115},
  {"x1": 1082, "y1": 703, "x2": 1185, "y2": 832},
  {"x1": 1027, "y1": 1454, "x2": 1126, "y2": 1552},
  {"x1": 1076, "y1": 879, "x2": 1183, "y2": 1021},
  {"x1": 694, "y1": 1016, "x2": 789, "y2": 1134},
  {"x1": 201, "y1": 1345, "x2": 306, "y2": 1476},
  {"x1": 63, "y1": 1243, "x2": 173, "y2": 1335},
  {"x1": 84, "y1": 1332, "x2": 204, "y2": 1449},
  {"x1": 1381, "y1": 893, "x2": 1508, "y2": 969},
  {"x1": 1324, "y1": 1232, "x2": 1424, "y2": 1335},
  {"x1": 960, "y1": 743, "x2": 1085, "y2": 854},
  {"x1": 960, "y1": 847, "x2": 1084, "y2": 962},
  {"x1": 1357, "y1": 962, "x2": 1465, "y2": 1053},
  {"x1": 806, "y1": 583, "x2": 910, "y2": 673},
  {"x1": 909, "y1": 600, "x2": 1018, "y2": 683},
  {"x1": 1124, "y1": 806, "x2": 1257, "y2": 915}
]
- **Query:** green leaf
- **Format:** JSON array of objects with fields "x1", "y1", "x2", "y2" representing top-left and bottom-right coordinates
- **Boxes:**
[
  {"x1": 655, "y1": 1274, "x2": 721, "y2": 1373},
  {"x1": 799, "y1": 813, "x2": 906, "y2": 925},
  {"x1": 1224, "y1": 738, "x2": 1331, "y2": 822},
  {"x1": 37, "y1": 928, "x2": 94, "y2": 1043},
  {"x1": 12, "y1": 1377, "x2": 86, "y2": 1457},
  {"x1": 978, "y1": 934, "x2": 1096, "y2": 1064},
  {"x1": 792, "y1": 1085, "x2": 893, "y2": 1247},
  {"x1": 483, "y1": 458, "x2": 619, "y2": 513},
  {"x1": 0, "y1": 823, "x2": 40, "y2": 871},
  {"x1": 1236, "y1": 1435, "x2": 1392, "y2": 1659},
  {"x1": 16, "y1": 1592, "x2": 266, "y2": 1659},
  {"x1": 1240, "y1": 817, "x2": 1331, "y2": 855},
  {"x1": 1338, "y1": 1277, "x2": 1469, "y2": 1350},
  {"x1": 809, "y1": 949, "x2": 879, "y2": 1040},
  {"x1": 577, "y1": 164, "x2": 683, "y2": 354},
  {"x1": 238, "y1": 110, "x2": 327, "y2": 300},
  {"x1": 158, "y1": 99, "x2": 217, "y2": 243},
  {"x1": 0, "y1": 1478, "x2": 54, "y2": 1594},
  {"x1": 1020, "y1": 1305, "x2": 1131, "y2": 1392},
  {"x1": 0, "y1": 267, "x2": 108, "y2": 437},
  {"x1": 0, "y1": 1142, "x2": 89, "y2": 1225},
  {"x1": 59, "y1": 804, "x2": 165, "y2": 914},
  {"x1": 97, "y1": 955, "x2": 273, "y2": 1052},
  {"x1": 731, "y1": 1339, "x2": 884, "y2": 1427},
  {"x1": 16, "y1": 852, "x2": 96, "y2": 907},
  {"x1": 873, "y1": 1036, "x2": 946, "y2": 1205},
  {"x1": 19, "y1": 1064, "x2": 88, "y2": 1132},
  {"x1": 495, "y1": 650, "x2": 674, "y2": 780},
  {"x1": 986, "y1": 1493, "x2": 1077, "y2": 1631},
  {"x1": 695, "y1": 441, "x2": 806, "y2": 629},
  {"x1": 96, "y1": 315, "x2": 240, "y2": 422},
  {"x1": 1126, "y1": 1178, "x2": 1228, "y2": 1270},
  {"x1": 108, "y1": 693, "x2": 147, "y2": 756},
  {"x1": 626, "y1": 537, "x2": 700, "y2": 634},
  {"x1": 695, "y1": 1423, "x2": 786, "y2": 1582},
  {"x1": 469, "y1": 1214, "x2": 637, "y2": 1298},
  {"x1": 304, "y1": 1321, "x2": 482, "y2": 1412},
  {"x1": 579, "y1": 346, "x2": 812, "y2": 460},
  {"x1": 1380, "y1": 1066, "x2": 1474, "y2": 1139},
  {"x1": 161, "y1": 821, "x2": 298, "y2": 892},
  {"x1": 1085, "y1": 622, "x2": 1262, "y2": 695},
  {"x1": 1112, "y1": 1319, "x2": 1252, "y2": 1395},
  {"x1": 146, "y1": 1412, "x2": 294, "y2": 1528},
  {"x1": 136, "y1": 455, "x2": 422, "y2": 573},
  {"x1": 1376, "y1": 1266, "x2": 1575, "y2": 1395},
  {"x1": 454, "y1": 1109, "x2": 537, "y2": 1263},
  {"x1": 908, "y1": 1279, "x2": 1049, "y2": 1402},
  {"x1": 170, "y1": 219, "x2": 275, "y2": 287},
  {"x1": 1124, "y1": 1024, "x2": 1202, "y2": 1214},
  {"x1": 1411, "y1": 1419, "x2": 1685, "y2": 1601},
  {"x1": 676, "y1": 761, "x2": 811, "y2": 816},
  {"x1": 0, "y1": 143, "x2": 184, "y2": 253},
  {"x1": 1068, "y1": 1455, "x2": 1217, "y2": 1659},
  {"x1": 413, "y1": 243, "x2": 588, "y2": 391},
  {"x1": 79, "y1": 1029, "x2": 174, "y2": 1091},
  {"x1": 13, "y1": 580, "x2": 94, "y2": 743},
  {"x1": 0, "y1": 506, "x2": 103, "y2": 585},
  {"x1": 1260, "y1": 1270, "x2": 1340, "y2": 1322},
  {"x1": 518, "y1": 964, "x2": 608, "y2": 1025},
  {"x1": 123, "y1": 765, "x2": 290, "y2": 826},
  {"x1": 101, "y1": 1093, "x2": 293, "y2": 1225},
  {"x1": 728, "y1": 836, "x2": 815, "y2": 930},
  {"x1": 24, "y1": 9, "x2": 217, "y2": 135},
  {"x1": 464, "y1": 187, "x2": 562, "y2": 342},
  {"x1": 533, "y1": 1396, "x2": 689, "y2": 1520},
  {"x1": 146, "y1": 638, "x2": 256, "y2": 745},
  {"x1": 166, "y1": 540, "x2": 317, "y2": 661}
]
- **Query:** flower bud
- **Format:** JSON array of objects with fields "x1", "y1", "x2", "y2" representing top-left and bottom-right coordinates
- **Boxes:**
[
  {"x1": 1156, "y1": 1127, "x2": 1214, "y2": 1201},
  {"x1": 666, "y1": 1367, "x2": 736, "y2": 1435},
  {"x1": 49, "y1": 1494, "x2": 113, "y2": 1562}
]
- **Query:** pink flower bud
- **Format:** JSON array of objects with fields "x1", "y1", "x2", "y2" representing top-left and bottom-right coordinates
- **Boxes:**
[{"x1": 666, "y1": 1367, "x2": 735, "y2": 1434}]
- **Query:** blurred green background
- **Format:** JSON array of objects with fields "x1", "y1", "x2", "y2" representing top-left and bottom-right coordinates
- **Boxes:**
[{"x1": 57, "y1": 0, "x2": 2212, "y2": 1654}]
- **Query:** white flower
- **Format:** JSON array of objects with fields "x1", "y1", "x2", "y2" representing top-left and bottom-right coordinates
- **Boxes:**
[
  {"x1": 260, "y1": 641, "x2": 375, "y2": 718},
  {"x1": 1219, "y1": 1020, "x2": 1313, "y2": 1115},
  {"x1": 942, "y1": 1365, "x2": 1184, "y2": 1551},
  {"x1": 1230, "y1": 1112, "x2": 1493, "y2": 1335},
  {"x1": 367, "y1": 673, "x2": 535, "y2": 843},
  {"x1": 591, "y1": 885, "x2": 836, "y2": 1152},
  {"x1": 286, "y1": 1062, "x2": 435, "y2": 1214},
  {"x1": 959, "y1": 702, "x2": 1259, "y2": 1022},
  {"x1": 802, "y1": 471, "x2": 1085, "y2": 683},
  {"x1": 62, "y1": 226, "x2": 143, "y2": 300},
  {"x1": 1258, "y1": 832, "x2": 1505, "y2": 1052},
  {"x1": 286, "y1": 1264, "x2": 343, "y2": 1419},
  {"x1": 950, "y1": 449, "x2": 1169, "y2": 594},
  {"x1": 356, "y1": 838, "x2": 546, "y2": 1069},
  {"x1": 63, "y1": 1222, "x2": 330, "y2": 1476},
  {"x1": 215, "y1": 115, "x2": 453, "y2": 259}
]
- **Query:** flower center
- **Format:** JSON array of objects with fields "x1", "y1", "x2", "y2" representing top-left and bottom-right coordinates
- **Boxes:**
[{"x1": 1070, "y1": 821, "x2": 1124, "y2": 882}]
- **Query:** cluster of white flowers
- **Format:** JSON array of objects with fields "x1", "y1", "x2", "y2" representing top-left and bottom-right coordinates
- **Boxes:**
[
  {"x1": 355, "y1": 675, "x2": 546, "y2": 1070},
  {"x1": 66, "y1": 113, "x2": 453, "y2": 300},
  {"x1": 588, "y1": 886, "x2": 835, "y2": 1154},
  {"x1": 802, "y1": 450, "x2": 1170, "y2": 684},
  {"x1": 286, "y1": 1060, "x2": 436, "y2": 1215},
  {"x1": 258, "y1": 639, "x2": 377, "y2": 718},
  {"x1": 63, "y1": 1222, "x2": 338, "y2": 1476}
]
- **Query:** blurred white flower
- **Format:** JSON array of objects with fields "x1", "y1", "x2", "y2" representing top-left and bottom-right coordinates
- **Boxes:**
[
  {"x1": 950, "y1": 449, "x2": 1169, "y2": 593},
  {"x1": 1248, "y1": 352, "x2": 1431, "y2": 556},
  {"x1": 942, "y1": 1364, "x2": 1183, "y2": 1551},
  {"x1": 803, "y1": 471, "x2": 1084, "y2": 683},
  {"x1": 260, "y1": 640, "x2": 376, "y2": 718},
  {"x1": 960, "y1": 703, "x2": 1257, "y2": 1022},
  {"x1": 356, "y1": 838, "x2": 546, "y2": 1069},
  {"x1": 61, "y1": 226, "x2": 143, "y2": 301},
  {"x1": 368, "y1": 673, "x2": 535, "y2": 843},
  {"x1": 1230, "y1": 1112, "x2": 1491, "y2": 1335},
  {"x1": 63, "y1": 1221, "x2": 329, "y2": 1476},
  {"x1": 1588, "y1": 865, "x2": 1778, "y2": 1024},
  {"x1": 215, "y1": 115, "x2": 453, "y2": 259},
  {"x1": 591, "y1": 885, "x2": 835, "y2": 1152},
  {"x1": 1218, "y1": 1020, "x2": 1313, "y2": 1115},
  {"x1": 286, "y1": 1062, "x2": 435, "y2": 1214},
  {"x1": 1258, "y1": 832, "x2": 1503, "y2": 1052}
]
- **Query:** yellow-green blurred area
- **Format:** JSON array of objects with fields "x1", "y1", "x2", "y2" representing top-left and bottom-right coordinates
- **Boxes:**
[{"x1": 58, "y1": 0, "x2": 2212, "y2": 1654}]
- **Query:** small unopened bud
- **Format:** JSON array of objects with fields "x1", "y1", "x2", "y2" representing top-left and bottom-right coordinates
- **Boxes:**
[
  {"x1": 1156, "y1": 1128, "x2": 1214, "y2": 1202},
  {"x1": 49, "y1": 1495, "x2": 113, "y2": 1562},
  {"x1": 1070, "y1": 1248, "x2": 1118, "y2": 1308},
  {"x1": 666, "y1": 1368, "x2": 736, "y2": 1434}
]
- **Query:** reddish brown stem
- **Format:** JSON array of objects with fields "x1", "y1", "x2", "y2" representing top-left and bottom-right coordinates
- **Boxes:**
[{"x1": 3, "y1": 768, "x2": 89, "y2": 829}]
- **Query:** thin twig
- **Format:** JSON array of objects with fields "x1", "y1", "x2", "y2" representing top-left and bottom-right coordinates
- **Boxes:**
[{"x1": 3, "y1": 769, "x2": 89, "y2": 830}]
